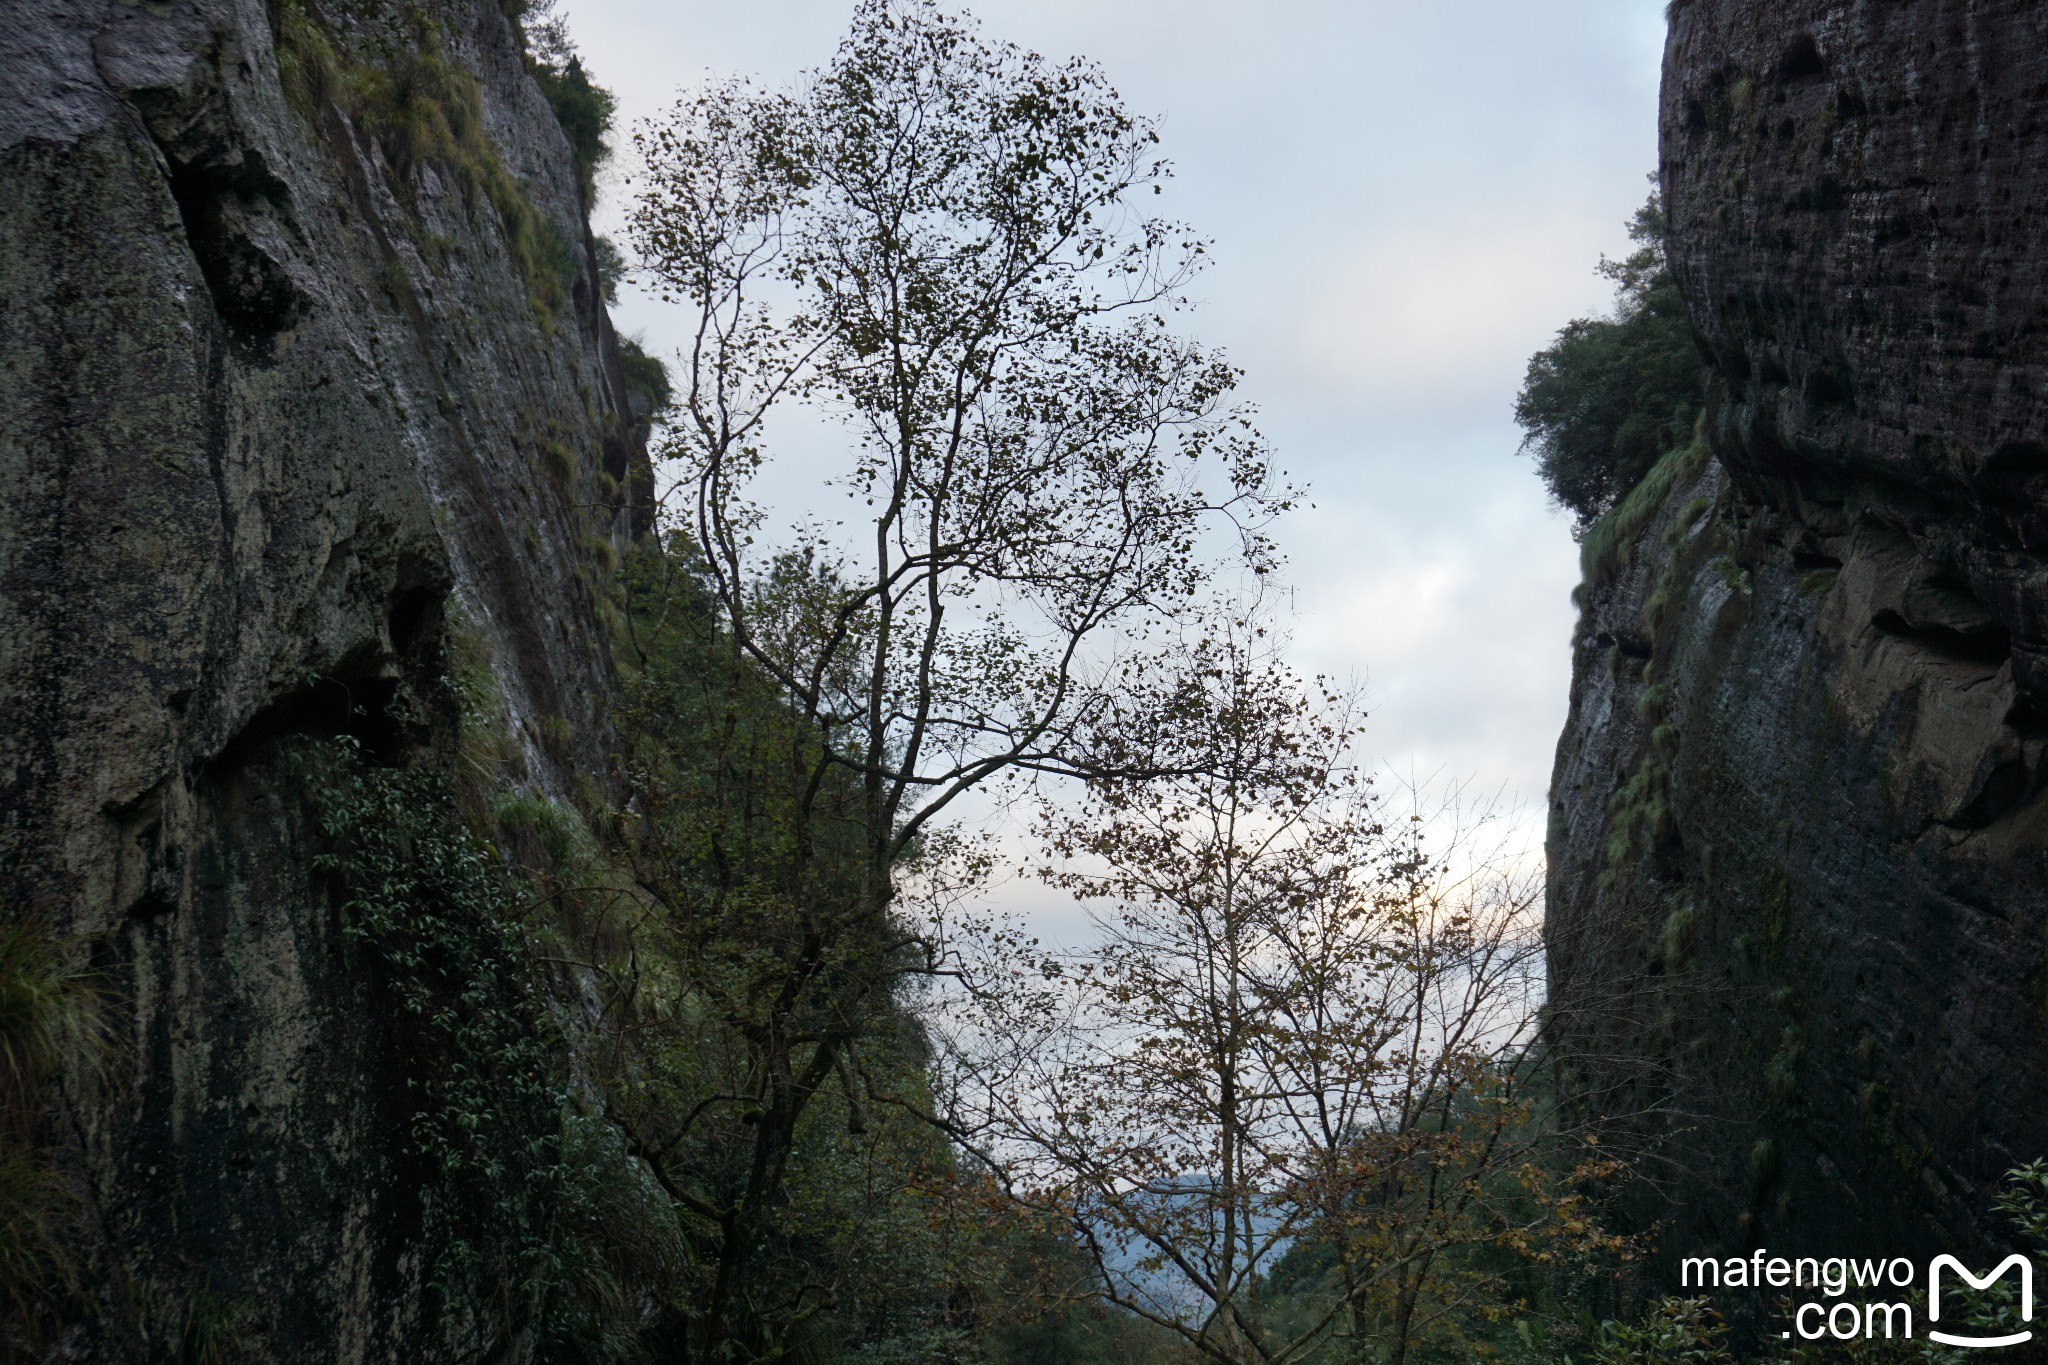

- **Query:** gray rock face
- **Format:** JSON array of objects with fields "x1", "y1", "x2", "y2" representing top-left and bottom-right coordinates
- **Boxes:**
[
  {"x1": 1, "y1": 0, "x2": 646, "y2": 1354},
  {"x1": 1549, "y1": 0, "x2": 2048, "y2": 1279}
]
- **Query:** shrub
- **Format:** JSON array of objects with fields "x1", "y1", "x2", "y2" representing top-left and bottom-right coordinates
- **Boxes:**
[
  {"x1": 523, "y1": 2, "x2": 616, "y2": 201},
  {"x1": 533, "y1": 57, "x2": 614, "y2": 200},
  {"x1": 1517, "y1": 194, "x2": 1706, "y2": 532},
  {"x1": 1589, "y1": 1297, "x2": 1734, "y2": 1364},
  {"x1": 592, "y1": 234, "x2": 625, "y2": 305},
  {"x1": 302, "y1": 741, "x2": 565, "y2": 1270},
  {"x1": 1576, "y1": 428, "x2": 1710, "y2": 597},
  {"x1": 616, "y1": 334, "x2": 671, "y2": 419}
]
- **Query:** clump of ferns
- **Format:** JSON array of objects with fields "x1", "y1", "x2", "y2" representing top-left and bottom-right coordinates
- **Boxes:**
[{"x1": 0, "y1": 914, "x2": 109, "y2": 1356}]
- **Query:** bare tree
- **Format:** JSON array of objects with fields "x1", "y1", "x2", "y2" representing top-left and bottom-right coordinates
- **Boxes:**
[
  {"x1": 937, "y1": 620, "x2": 1617, "y2": 1364},
  {"x1": 607, "y1": 1, "x2": 1284, "y2": 1354}
]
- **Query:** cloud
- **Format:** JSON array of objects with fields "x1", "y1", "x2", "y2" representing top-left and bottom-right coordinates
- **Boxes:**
[
  {"x1": 571, "y1": 0, "x2": 1669, "y2": 922},
  {"x1": 1287, "y1": 215, "x2": 1621, "y2": 417}
]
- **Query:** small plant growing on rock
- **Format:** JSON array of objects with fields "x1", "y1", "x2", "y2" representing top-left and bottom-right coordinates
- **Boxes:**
[{"x1": 0, "y1": 916, "x2": 103, "y2": 1359}]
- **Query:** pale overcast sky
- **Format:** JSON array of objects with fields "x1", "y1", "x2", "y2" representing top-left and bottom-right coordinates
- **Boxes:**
[{"x1": 571, "y1": 0, "x2": 1669, "y2": 899}]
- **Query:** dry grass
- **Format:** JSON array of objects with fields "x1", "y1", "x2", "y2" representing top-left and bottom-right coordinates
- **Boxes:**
[
  {"x1": 275, "y1": 0, "x2": 575, "y2": 325},
  {"x1": 0, "y1": 916, "x2": 105, "y2": 1355}
]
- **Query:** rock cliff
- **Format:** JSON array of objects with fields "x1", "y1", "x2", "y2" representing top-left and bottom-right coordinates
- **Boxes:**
[
  {"x1": 1, "y1": 0, "x2": 648, "y2": 1354},
  {"x1": 1549, "y1": 0, "x2": 2048, "y2": 1280}
]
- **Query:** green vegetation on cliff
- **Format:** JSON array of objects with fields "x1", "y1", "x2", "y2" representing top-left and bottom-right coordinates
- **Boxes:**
[
  {"x1": 302, "y1": 737, "x2": 686, "y2": 1358},
  {"x1": 521, "y1": 2, "x2": 617, "y2": 200},
  {"x1": 1516, "y1": 196, "x2": 1704, "y2": 532},
  {"x1": 277, "y1": 0, "x2": 581, "y2": 323}
]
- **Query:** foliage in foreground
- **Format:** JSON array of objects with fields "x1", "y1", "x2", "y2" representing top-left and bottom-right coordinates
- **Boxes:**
[
  {"x1": 932, "y1": 617, "x2": 1630, "y2": 1365},
  {"x1": 302, "y1": 737, "x2": 689, "y2": 1357},
  {"x1": 484, "y1": 533, "x2": 1195, "y2": 1360},
  {"x1": 278, "y1": 585, "x2": 1178, "y2": 1361}
]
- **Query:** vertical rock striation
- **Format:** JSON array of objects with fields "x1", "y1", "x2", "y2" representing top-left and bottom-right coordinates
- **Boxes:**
[
  {"x1": 1549, "y1": 0, "x2": 2048, "y2": 1278},
  {"x1": 1, "y1": 0, "x2": 649, "y2": 1354}
]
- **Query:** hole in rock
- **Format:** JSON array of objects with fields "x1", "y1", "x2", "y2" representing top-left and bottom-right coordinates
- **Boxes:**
[{"x1": 1779, "y1": 33, "x2": 1826, "y2": 81}]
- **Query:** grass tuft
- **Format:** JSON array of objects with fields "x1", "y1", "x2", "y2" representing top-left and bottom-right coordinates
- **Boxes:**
[
  {"x1": 275, "y1": 2, "x2": 575, "y2": 326},
  {"x1": 1576, "y1": 420, "x2": 1712, "y2": 600},
  {"x1": 0, "y1": 916, "x2": 104, "y2": 1347}
]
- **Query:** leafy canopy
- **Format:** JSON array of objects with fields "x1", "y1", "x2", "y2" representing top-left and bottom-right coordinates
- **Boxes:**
[
  {"x1": 524, "y1": 1, "x2": 615, "y2": 199},
  {"x1": 615, "y1": 1, "x2": 1286, "y2": 1354},
  {"x1": 1514, "y1": 194, "x2": 1703, "y2": 532},
  {"x1": 628, "y1": 0, "x2": 1285, "y2": 860}
]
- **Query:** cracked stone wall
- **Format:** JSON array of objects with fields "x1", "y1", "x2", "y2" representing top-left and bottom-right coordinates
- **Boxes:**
[
  {"x1": 1, "y1": 0, "x2": 650, "y2": 1355},
  {"x1": 1548, "y1": 0, "x2": 2048, "y2": 1287}
]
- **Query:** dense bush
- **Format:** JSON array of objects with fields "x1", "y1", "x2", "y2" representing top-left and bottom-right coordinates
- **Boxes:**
[
  {"x1": 302, "y1": 737, "x2": 689, "y2": 1355},
  {"x1": 1515, "y1": 195, "x2": 1704, "y2": 532},
  {"x1": 616, "y1": 333, "x2": 671, "y2": 418},
  {"x1": 525, "y1": 5, "x2": 615, "y2": 200}
]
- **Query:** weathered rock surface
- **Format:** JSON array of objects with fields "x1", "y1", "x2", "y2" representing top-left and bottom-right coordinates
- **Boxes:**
[
  {"x1": 1549, "y1": 0, "x2": 2048, "y2": 1287},
  {"x1": 0, "y1": 0, "x2": 646, "y2": 1354}
]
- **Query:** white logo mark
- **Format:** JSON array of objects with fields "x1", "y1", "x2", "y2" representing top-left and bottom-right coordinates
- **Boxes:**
[{"x1": 1929, "y1": 1254, "x2": 2034, "y2": 1349}]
